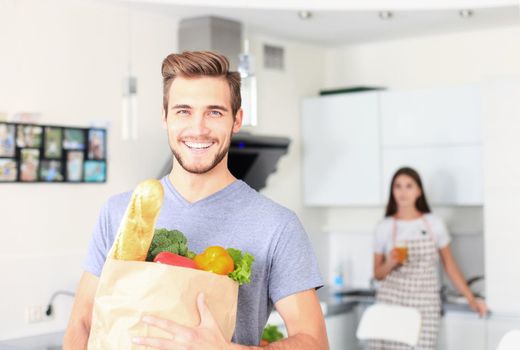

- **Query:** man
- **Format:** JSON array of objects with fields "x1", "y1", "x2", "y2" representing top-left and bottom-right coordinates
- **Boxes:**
[{"x1": 64, "y1": 51, "x2": 328, "y2": 350}]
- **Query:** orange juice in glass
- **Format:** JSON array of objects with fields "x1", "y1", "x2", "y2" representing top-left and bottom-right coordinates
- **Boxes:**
[{"x1": 394, "y1": 241, "x2": 408, "y2": 264}]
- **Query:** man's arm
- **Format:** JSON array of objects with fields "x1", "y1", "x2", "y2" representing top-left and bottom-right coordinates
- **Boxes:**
[
  {"x1": 261, "y1": 289, "x2": 328, "y2": 350},
  {"x1": 133, "y1": 289, "x2": 329, "y2": 350},
  {"x1": 63, "y1": 271, "x2": 99, "y2": 350}
]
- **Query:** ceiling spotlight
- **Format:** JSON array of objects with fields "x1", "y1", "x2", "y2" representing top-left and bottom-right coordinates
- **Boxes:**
[
  {"x1": 378, "y1": 11, "x2": 393, "y2": 20},
  {"x1": 298, "y1": 10, "x2": 313, "y2": 20},
  {"x1": 459, "y1": 9, "x2": 474, "y2": 18}
]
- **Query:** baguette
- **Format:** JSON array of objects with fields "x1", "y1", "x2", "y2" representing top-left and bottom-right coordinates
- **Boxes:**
[{"x1": 109, "y1": 179, "x2": 164, "y2": 261}]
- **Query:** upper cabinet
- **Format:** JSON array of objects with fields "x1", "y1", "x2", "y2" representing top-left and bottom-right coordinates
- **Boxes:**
[
  {"x1": 381, "y1": 85, "x2": 482, "y2": 147},
  {"x1": 302, "y1": 92, "x2": 382, "y2": 206},
  {"x1": 302, "y1": 84, "x2": 483, "y2": 206},
  {"x1": 382, "y1": 146, "x2": 483, "y2": 205}
]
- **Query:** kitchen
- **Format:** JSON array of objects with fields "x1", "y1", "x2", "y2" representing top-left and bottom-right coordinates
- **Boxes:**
[{"x1": 1, "y1": 0, "x2": 520, "y2": 349}]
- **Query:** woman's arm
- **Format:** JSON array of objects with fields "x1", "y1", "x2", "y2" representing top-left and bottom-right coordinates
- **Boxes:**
[
  {"x1": 439, "y1": 245, "x2": 488, "y2": 317},
  {"x1": 373, "y1": 252, "x2": 400, "y2": 281}
]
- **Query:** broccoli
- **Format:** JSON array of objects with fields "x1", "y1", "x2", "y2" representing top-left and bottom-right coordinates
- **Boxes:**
[{"x1": 146, "y1": 228, "x2": 195, "y2": 261}]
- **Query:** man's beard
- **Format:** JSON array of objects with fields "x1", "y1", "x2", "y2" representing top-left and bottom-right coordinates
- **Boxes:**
[{"x1": 170, "y1": 139, "x2": 230, "y2": 175}]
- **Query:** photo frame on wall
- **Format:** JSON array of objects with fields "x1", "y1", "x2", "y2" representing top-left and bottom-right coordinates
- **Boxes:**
[
  {"x1": 0, "y1": 158, "x2": 17, "y2": 182},
  {"x1": 20, "y1": 148, "x2": 40, "y2": 182},
  {"x1": 88, "y1": 129, "x2": 106, "y2": 160},
  {"x1": 0, "y1": 122, "x2": 107, "y2": 183},
  {"x1": 44, "y1": 127, "x2": 63, "y2": 159},
  {"x1": 16, "y1": 125, "x2": 42, "y2": 148},
  {"x1": 63, "y1": 129, "x2": 86, "y2": 150},
  {"x1": 66, "y1": 151, "x2": 84, "y2": 182},
  {"x1": 84, "y1": 160, "x2": 106, "y2": 182},
  {"x1": 0, "y1": 123, "x2": 16, "y2": 157},
  {"x1": 40, "y1": 160, "x2": 64, "y2": 182}
]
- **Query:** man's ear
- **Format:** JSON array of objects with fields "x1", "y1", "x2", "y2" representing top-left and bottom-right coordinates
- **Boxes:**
[
  {"x1": 161, "y1": 109, "x2": 168, "y2": 130},
  {"x1": 232, "y1": 108, "x2": 243, "y2": 134}
]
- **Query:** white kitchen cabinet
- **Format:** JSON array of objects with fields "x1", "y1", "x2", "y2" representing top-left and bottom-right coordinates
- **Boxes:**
[
  {"x1": 485, "y1": 314, "x2": 520, "y2": 349},
  {"x1": 301, "y1": 84, "x2": 483, "y2": 206},
  {"x1": 380, "y1": 85, "x2": 482, "y2": 147},
  {"x1": 302, "y1": 92, "x2": 381, "y2": 206},
  {"x1": 326, "y1": 311, "x2": 360, "y2": 350},
  {"x1": 437, "y1": 311, "x2": 486, "y2": 350},
  {"x1": 382, "y1": 145, "x2": 483, "y2": 205}
]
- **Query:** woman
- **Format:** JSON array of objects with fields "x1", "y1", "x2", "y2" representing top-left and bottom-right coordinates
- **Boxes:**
[{"x1": 371, "y1": 167, "x2": 487, "y2": 350}]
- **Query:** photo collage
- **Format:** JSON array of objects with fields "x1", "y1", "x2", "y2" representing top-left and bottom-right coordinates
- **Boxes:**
[{"x1": 0, "y1": 122, "x2": 107, "y2": 183}]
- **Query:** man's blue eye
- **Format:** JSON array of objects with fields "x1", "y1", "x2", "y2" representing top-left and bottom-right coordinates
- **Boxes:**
[{"x1": 210, "y1": 111, "x2": 222, "y2": 117}]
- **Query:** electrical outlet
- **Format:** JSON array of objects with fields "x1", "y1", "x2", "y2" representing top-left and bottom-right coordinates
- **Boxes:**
[{"x1": 26, "y1": 305, "x2": 52, "y2": 323}]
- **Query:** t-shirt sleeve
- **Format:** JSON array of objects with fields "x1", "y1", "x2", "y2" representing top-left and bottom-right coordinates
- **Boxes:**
[
  {"x1": 83, "y1": 201, "x2": 113, "y2": 277},
  {"x1": 373, "y1": 221, "x2": 390, "y2": 255},
  {"x1": 432, "y1": 216, "x2": 451, "y2": 248},
  {"x1": 268, "y1": 213, "x2": 323, "y2": 305}
]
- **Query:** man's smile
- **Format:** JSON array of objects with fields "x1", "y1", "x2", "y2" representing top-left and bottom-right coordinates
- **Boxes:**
[{"x1": 183, "y1": 140, "x2": 214, "y2": 150}]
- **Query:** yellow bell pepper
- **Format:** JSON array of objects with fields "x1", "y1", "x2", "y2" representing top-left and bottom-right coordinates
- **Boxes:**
[{"x1": 194, "y1": 246, "x2": 235, "y2": 275}]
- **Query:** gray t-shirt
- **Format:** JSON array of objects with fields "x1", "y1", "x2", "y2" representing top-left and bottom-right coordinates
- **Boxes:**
[{"x1": 84, "y1": 177, "x2": 323, "y2": 346}]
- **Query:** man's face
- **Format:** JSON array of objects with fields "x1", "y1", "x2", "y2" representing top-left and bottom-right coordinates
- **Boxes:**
[{"x1": 163, "y1": 76, "x2": 242, "y2": 175}]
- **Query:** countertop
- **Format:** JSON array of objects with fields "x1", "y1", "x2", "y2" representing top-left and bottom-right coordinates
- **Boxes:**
[
  {"x1": 0, "y1": 287, "x2": 478, "y2": 349},
  {"x1": 317, "y1": 286, "x2": 477, "y2": 317},
  {"x1": 0, "y1": 331, "x2": 63, "y2": 350}
]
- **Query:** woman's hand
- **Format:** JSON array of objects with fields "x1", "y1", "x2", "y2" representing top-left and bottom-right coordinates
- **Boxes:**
[
  {"x1": 387, "y1": 249, "x2": 403, "y2": 269},
  {"x1": 131, "y1": 293, "x2": 229, "y2": 350},
  {"x1": 468, "y1": 298, "x2": 489, "y2": 317},
  {"x1": 374, "y1": 252, "x2": 402, "y2": 280}
]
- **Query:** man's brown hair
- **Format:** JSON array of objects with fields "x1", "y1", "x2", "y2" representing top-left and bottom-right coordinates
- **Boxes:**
[{"x1": 161, "y1": 51, "x2": 241, "y2": 118}]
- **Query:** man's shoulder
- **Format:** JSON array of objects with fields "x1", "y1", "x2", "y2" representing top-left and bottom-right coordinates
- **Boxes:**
[{"x1": 240, "y1": 183, "x2": 297, "y2": 222}]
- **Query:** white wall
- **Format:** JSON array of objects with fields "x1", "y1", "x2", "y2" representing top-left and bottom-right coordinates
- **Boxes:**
[
  {"x1": 0, "y1": 0, "x2": 177, "y2": 339},
  {"x1": 324, "y1": 25, "x2": 520, "y2": 90},
  {"x1": 243, "y1": 33, "x2": 329, "y2": 274},
  {"x1": 323, "y1": 24, "x2": 520, "y2": 312},
  {"x1": 482, "y1": 78, "x2": 520, "y2": 315}
]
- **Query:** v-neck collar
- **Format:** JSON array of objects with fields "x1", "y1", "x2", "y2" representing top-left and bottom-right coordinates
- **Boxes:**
[{"x1": 161, "y1": 176, "x2": 244, "y2": 208}]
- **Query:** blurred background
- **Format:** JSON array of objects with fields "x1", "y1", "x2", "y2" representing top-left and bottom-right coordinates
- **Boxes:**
[{"x1": 1, "y1": 0, "x2": 519, "y2": 348}]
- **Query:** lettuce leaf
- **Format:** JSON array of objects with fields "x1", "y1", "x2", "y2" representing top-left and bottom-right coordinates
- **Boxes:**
[
  {"x1": 262, "y1": 324, "x2": 284, "y2": 343},
  {"x1": 227, "y1": 248, "x2": 254, "y2": 285}
]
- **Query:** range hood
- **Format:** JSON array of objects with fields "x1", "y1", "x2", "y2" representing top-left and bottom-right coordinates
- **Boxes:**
[
  {"x1": 157, "y1": 16, "x2": 291, "y2": 191},
  {"x1": 228, "y1": 133, "x2": 290, "y2": 190}
]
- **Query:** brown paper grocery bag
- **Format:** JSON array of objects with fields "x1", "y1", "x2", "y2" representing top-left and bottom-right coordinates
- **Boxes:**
[{"x1": 87, "y1": 258, "x2": 238, "y2": 349}]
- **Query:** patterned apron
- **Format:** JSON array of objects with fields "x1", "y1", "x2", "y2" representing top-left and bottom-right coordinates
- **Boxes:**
[{"x1": 368, "y1": 217, "x2": 441, "y2": 350}]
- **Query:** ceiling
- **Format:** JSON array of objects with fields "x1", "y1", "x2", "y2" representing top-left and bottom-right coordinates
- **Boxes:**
[{"x1": 117, "y1": 1, "x2": 520, "y2": 46}]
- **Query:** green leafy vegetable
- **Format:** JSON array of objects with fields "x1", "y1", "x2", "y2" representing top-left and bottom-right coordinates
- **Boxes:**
[
  {"x1": 226, "y1": 248, "x2": 254, "y2": 285},
  {"x1": 262, "y1": 324, "x2": 284, "y2": 343},
  {"x1": 146, "y1": 228, "x2": 195, "y2": 261}
]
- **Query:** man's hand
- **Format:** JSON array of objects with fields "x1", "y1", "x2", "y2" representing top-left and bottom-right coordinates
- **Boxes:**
[{"x1": 132, "y1": 293, "x2": 229, "y2": 350}]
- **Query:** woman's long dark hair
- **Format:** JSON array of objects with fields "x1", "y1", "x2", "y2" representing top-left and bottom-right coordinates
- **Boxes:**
[{"x1": 385, "y1": 167, "x2": 431, "y2": 217}]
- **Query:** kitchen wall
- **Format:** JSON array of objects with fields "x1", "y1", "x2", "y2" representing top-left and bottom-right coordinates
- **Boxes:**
[
  {"x1": 0, "y1": 0, "x2": 177, "y2": 339},
  {"x1": 243, "y1": 34, "x2": 329, "y2": 271},
  {"x1": 322, "y1": 24, "x2": 520, "y2": 312},
  {"x1": 482, "y1": 78, "x2": 520, "y2": 315}
]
